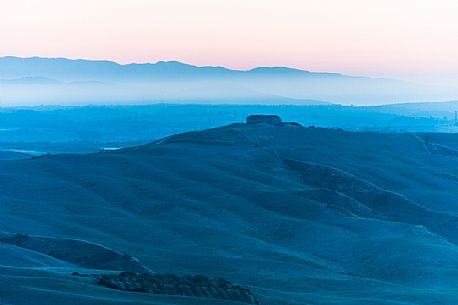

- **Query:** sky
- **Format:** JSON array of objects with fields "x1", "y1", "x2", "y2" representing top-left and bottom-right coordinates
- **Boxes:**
[{"x1": 1, "y1": 0, "x2": 458, "y2": 82}]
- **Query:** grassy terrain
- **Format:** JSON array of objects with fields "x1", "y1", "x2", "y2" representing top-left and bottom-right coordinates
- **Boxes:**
[{"x1": 1, "y1": 120, "x2": 458, "y2": 304}]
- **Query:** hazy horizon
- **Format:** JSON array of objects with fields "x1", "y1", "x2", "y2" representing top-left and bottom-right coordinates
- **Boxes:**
[
  {"x1": 1, "y1": 50, "x2": 458, "y2": 87},
  {"x1": 1, "y1": 1, "x2": 458, "y2": 104},
  {"x1": 1, "y1": 55, "x2": 458, "y2": 107}
]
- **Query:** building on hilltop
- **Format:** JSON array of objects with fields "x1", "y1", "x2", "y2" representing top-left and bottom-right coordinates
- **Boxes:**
[{"x1": 246, "y1": 115, "x2": 282, "y2": 125}]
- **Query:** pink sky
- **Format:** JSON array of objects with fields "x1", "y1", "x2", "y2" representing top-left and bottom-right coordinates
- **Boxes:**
[{"x1": 1, "y1": 0, "x2": 458, "y2": 81}]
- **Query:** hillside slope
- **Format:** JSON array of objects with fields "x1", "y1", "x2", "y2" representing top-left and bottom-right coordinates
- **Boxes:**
[{"x1": 1, "y1": 118, "x2": 458, "y2": 304}]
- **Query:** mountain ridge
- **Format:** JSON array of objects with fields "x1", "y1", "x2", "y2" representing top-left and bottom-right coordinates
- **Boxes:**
[
  {"x1": 0, "y1": 56, "x2": 353, "y2": 80},
  {"x1": 3, "y1": 56, "x2": 452, "y2": 105}
]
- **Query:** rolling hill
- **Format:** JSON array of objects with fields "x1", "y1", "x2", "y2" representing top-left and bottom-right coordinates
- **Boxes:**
[
  {"x1": 0, "y1": 104, "x2": 454, "y2": 160},
  {"x1": 1, "y1": 116, "x2": 458, "y2": 304}
]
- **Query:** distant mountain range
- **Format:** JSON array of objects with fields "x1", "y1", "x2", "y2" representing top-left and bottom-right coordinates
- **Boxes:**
[
  {"x1": 0, "y1": 56, "x2": 457, "y2": 105},
  {"x1": 0, "y1": 56, "x2": 349, "y2": 81},
  {"x1": 0, "y1": 76, "x2": 61, "y2": 85}
]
